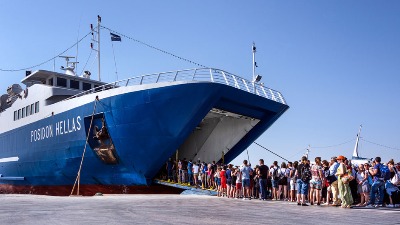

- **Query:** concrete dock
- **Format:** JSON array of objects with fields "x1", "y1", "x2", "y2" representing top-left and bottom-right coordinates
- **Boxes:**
[{"x1": 0, "y1": 194, "x2": 398, "y2": 225}]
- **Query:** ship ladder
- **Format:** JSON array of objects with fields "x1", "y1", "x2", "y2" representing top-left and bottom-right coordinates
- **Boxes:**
[{"x1": 70, "y1": 96, "x2": 99, "y2": 196}]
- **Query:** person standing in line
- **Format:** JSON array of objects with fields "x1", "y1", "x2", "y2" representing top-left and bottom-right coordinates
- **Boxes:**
[
  {"x1": 235, "y1": 167, "x2": 242, "y2": 198},
  {"x1": 270, "y1": 161, "x2": 280, "y2": 200},
  {"x1": 336, "y1": 155, "x2": 354, "y2": 208},
  {"x1": 182, "y1": 158, "x2": 188, "y2": 184},
  {"x1": 366, "y1": 157, "x2": 385, "y2": 208},
  {"x1": 309, "y1": 157, "x2": 324, "y2": 206},
  {"x1": 240, "y1": 160, "x2": 252, "y2": 200},
  {"x1": 192, "y1": 161, "x2": 200, "y2": 187},
  {"x1": 295, "y1": 156, "x2": 311, "y2": 206},
  {"x1": 258, "y1": 159, "x2": 269, "y2": 201},
  {"x1": 216, "y1": 167, "x2": 222, "y2": 197},
  {"x1": 178, "y1": 159, "x2": 183, "y2": 184},
  {"x1": 356, "y1": 163, "x2": 370, "y2": 206},
  {"x1": 187, "y1": 159, "x2": 193, "y2": 186},
  {"x1": 230, "y1": 167, "x2": 237, "y2": 198},
  {"x1": 329, "y1": 157, "x2": 341, "y2": 206},
  {"x1": 220, "y1": 166, "x2": 227, "y2": 197},
  {"x1": 207, "y1": 163, "x2": 214, "y2": 190},
  {"x1": 278, "y1": 162, "x2": 288, "y2": 201},
  {"x1": 289, "y1": 161, "x2": 298, "y2": 202},
  {"x1": 226, "y1": 164, "x2": 232, "y2": 198}
]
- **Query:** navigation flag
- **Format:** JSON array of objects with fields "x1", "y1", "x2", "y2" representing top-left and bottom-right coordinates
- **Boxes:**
[{"x1": 110, "y1": 33, "x2": 121, "y2": 42}]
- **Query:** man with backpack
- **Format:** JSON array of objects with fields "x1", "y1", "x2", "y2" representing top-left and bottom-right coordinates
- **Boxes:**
[
  {"x1": 295, "y1": 156, "x2": 311, "y2": 206},
  {"x1": 270, "y1": 161, "x2": 280, "y2": 200},
  {"x1": 366, "y1": 156, "x2": 387, "y2": 208}
]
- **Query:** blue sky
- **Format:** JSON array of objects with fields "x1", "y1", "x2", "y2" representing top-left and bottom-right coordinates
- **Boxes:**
[{"x1": 1, "y1": 1, "x2": 399, "y2": 165}]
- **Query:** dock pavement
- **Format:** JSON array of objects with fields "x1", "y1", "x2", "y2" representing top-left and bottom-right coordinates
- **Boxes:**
[{"x1": 0, "y1": 194, "x2": 398, "y2": 225}]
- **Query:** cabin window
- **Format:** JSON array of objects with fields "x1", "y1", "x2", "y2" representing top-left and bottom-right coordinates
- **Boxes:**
[
  {"x1": 26, "y1": 105, "x2": 30, "y2": 117},
  {"x1": 57, "y1": 77, "x2": 67, "y2": 87},
  {"x1": 70, "y1": 80, "x2": 80, "y2": 89},
  {"x1": 30, "y1": 103, "x2": 34, "y2": 115},
  {"x1": 35, "y1": 102, "x2": 39, "y2": 113},
  {"x1": 48, "y1": 78, "x2": 54, "y2": 86},
  {"x1": 83, "y1": 82, "x2": 92, "y2": 91},
  {"x1": 14, "y1": 111, "x2": 17, "y2": 121},
  {"x1": 18, "y1": 109, "x2": 21, "y2": 120},
  {"x1": 22, "y1": 107, "x2": 25, "y2": 118}
]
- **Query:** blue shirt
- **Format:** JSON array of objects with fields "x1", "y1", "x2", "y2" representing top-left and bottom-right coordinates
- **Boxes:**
[
  {"x1": 329, "y1": 162, "x2": 340, "y2": 178},
  {"x1": 373, "y1": 163, "x2": 381, "y2": 182},
  {"x1": 240, "y1": 166, "x2": 251, "y2": 180},
  {"x1": 226, "y1": 169, "x2": 232, "y2": 180}
]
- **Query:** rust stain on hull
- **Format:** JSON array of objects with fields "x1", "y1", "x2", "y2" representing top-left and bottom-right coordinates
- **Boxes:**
[{"x1": 0, "y1": 184, "x2": 182, "y2": 196}]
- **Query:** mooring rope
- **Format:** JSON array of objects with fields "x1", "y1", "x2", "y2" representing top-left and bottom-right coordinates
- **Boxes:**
[{"x1": 70, "y1": 96, "x2": 99, "y2": 196}]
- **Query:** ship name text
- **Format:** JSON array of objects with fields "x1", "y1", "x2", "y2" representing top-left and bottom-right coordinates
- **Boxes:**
[{"x1": 30, "y1": 116, "x2": 82, "y2": 142}]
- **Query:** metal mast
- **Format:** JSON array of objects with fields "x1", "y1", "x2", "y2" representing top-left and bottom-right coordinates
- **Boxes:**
[
  {"x1": 352, "y1": 125, "x2": 362, "y2": 157},
  {"x1": 97, "y1": 15, "x2": 101, "y2": 81},
  {"x1": 252, "y1": 42, "x2": 256, "y2": 81}
]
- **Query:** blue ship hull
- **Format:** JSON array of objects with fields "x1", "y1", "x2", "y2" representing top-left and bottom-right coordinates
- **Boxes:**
[{"x1": 0, "y1": 82, "x2": 288, "y2": 195}]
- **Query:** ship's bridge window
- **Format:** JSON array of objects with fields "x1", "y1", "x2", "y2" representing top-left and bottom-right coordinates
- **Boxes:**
[
  {"x1": 14, "y1": 111, "x2": 17, "y2": 121},
  {"x1": 70, "y1": 80, "x2": 80, "y2": 90},
  {"x1": 57, "y1": 77, "x2": 67, "y2": 87},
  {"x1": 35, "y1": 101, "x2": 39, "y2": 113},
  {"x1": 48, "y1": 78, "x2": 54, "y2": 86},
  {"x1": 18, "y1": 109, "x2": 21, "y2": 120},
  {"x1": 30, "y1": 103, "x2": 34, "y2": 115},
  {"x1": 22, "y1": 107, "x2": 25, "y2": 118},
  {"x1": 83, "y1": 82, "x2": 92, "y2": 91}
]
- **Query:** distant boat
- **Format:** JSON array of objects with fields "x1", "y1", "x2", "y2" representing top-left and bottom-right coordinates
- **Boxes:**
[{"x1": 351, "y1": 125, "x2": 372, "y2": 166}]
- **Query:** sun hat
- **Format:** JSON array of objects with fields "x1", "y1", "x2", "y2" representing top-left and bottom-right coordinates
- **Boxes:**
[{"x1": 337, "y1": 155, "x2": 345, "y2": 160}]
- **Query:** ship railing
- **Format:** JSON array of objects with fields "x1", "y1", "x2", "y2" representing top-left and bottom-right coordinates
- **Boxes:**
[{"x1": 66, "y1": 68, "x2": 286, "y2": 105}]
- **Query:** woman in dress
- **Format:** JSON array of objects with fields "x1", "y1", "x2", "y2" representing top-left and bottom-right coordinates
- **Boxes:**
[
  {"x1": 335, "y1": 155, "x2": 354, "y2": 208},
  {"x1": 220, "y1": 166, "x2": 227, "y2": 197}
]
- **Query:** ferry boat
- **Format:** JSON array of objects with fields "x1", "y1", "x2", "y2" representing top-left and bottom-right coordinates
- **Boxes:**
[{"x1": 0, "y1": 18, "x2": 289, "y2": 195}]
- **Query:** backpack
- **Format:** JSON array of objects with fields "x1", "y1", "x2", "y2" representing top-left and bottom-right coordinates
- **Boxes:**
[
  {"x1": 324, "y1": 168, "x2": 337, "y2": 184},
  {"x1": 301, "y1": 165, "x2": 312, "y2": 182},
  {"x1": 272, "y1": 167, "x2": 280, "y2": 180},
  {"x1": 378, "y1": 164, "x2": 391, "y2": 181}
]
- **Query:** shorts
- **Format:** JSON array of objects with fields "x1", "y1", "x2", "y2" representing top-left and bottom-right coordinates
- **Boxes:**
[
  {"x1": 272, "y1": 179, "x2": 279, "y2": 188},
  {"x1": 296, "y1": 179, "x2": 309, "y2": 195},
  {"x1": 236, "y1": 182, "x2": 242, "y2": 190},
  {"x1": 278, "y1": 178, "x2": 287, "y2": 186},
  {"x1": 309, "y1": 179, "x2": 322, "y2": 190},
  {"x1": 358, "y1": 182, "x2": 370, "y2": 194},
  {"x1": 227, "y1": 179, "x2": 232, "y2": 186},
  {"x1": 242, "y1": 179, "x2": 250, "y2": 188},
  {"x1": 193, "y1": 173, "x2": 198, "y2": 176},
  {"x1": 290, "y1": 179, "x2": 297, "y2": 191},
  {"x1": 217, "y1": 178, "x2": 221, "y2": 186}
]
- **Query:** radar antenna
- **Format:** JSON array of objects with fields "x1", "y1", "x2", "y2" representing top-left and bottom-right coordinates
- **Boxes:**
[{"x1": 59, "y1": 56, "x2": 79, "y2": 76}]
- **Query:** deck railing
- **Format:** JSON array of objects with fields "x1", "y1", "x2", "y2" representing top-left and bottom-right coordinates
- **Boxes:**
[{"x1": 67, "y1": 68, "x2": 286, "y2": 105}]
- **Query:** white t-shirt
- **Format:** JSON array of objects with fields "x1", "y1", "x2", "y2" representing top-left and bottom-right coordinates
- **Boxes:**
[{"x1": 193, "y1": 164, "x2": 199, "y2": 174}]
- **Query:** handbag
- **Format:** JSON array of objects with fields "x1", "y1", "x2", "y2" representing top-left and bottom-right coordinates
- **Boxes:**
[{"x1": 391, "y1": 167, "x2": 400, "y2": 185}]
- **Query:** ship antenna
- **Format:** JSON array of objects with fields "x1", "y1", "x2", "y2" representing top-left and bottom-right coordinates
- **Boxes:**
[
  {"x1": 97, "y1": 15, "x2": 101, "y2": 81},
  {"x1": 252, "y1": 42, "x2": 256, "y2": 81},
  {"x1": 352, "y1": 125, "x2": 362, "y2": 157}
]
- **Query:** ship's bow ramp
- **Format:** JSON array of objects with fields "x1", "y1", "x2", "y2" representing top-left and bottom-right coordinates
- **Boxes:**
[{"x1": 174, "y1": 82, "x2": 288, "y2": 165}]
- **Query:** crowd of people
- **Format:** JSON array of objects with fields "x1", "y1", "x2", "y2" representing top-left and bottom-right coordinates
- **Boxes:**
[{"x1": 162, "y1": 156, "x2": 400, "y2": 208}]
